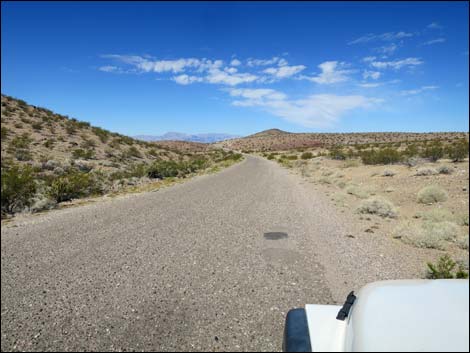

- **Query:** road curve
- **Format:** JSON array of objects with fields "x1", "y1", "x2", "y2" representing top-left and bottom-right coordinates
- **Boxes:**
[{"x1": 1, "y1": 156, "x2": 334, "y2": 352}]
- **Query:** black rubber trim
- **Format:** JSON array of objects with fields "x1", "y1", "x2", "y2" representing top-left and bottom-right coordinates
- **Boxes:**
[
  {"x1": 336, "y1": 291, "x2": 356, "y2": 321},
  {"x1": 282, "y1": 308, "x2": 312, "y2": 352}
]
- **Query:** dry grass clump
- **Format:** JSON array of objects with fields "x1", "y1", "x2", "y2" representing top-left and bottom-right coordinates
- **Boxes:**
[
  {"x1": 415, "y1": 168, "x2": 437, "y2": 176},
  {"x1": 346, "y1": 184, "x2": 369, "y2": 199},
  {"x1": 417, "y1": 185, "x2": 448, "y2": 204},
  {"x1": 382, "y1": 169, "x2": 396, "y2": 177},
  {"x1": 419, "y1": 208, "x2": 455, "y2": 223},
  {"x1": 394, "y1": 221, "x2": 461, "y2": 250},
  {"x1": 437, "y1": 165, "x2": 453, "y2": 174},
  {"x1": 357, "y1": 197, "x2": 398, "y2": 218}
]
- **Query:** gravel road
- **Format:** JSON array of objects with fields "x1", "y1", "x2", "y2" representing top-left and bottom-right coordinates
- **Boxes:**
[{"x1": 1, "y1": 155, "x2": 425, "y2": 351}]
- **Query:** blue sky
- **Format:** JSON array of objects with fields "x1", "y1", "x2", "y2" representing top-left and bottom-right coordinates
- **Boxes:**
[{"x1": 2, "y1": 1, "x2": 469, "y2": 136}]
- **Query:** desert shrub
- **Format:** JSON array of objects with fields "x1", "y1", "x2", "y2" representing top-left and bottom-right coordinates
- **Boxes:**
[
  {"x1": 329, "y1": 146, "x2": 347, "y2": 160},
  {"x1": 420, "y1": 208, "x2": 455, "y2": 223},
  {"x1": 300, "y1": 152, "x2": 313, "y2": 160},
  {"x1": 360, "y1": 148, "x2": 402, "y2": 165},
  {"x1": 402, "y1": 144, "x2": 419, "y2": 158},
  {"x1": 357, "y1": 197, "x2": 398, "y2": 218},
  {"x1": 31, "y1": 122, "x2": 43, "y2": 131},
  {"x1": 382, "y1": 170, "x2": 395, "y2": 177},
  {"x1": 48, "y1": 171, "x2": 100, "y2": 203},
  {"x1": 436, "y1": 165, "x2": 452, "y2": 175},
  {"x1": 44, "y1": 139, "x2": 55, "y2": 149},
  {"x1": 65, "y1": 122, "x2": 77, "y2": 135},
  {"x1": 456, "y1": 235, "x2": 469, "y2": 250},
  {"x1": 285, "y1": 155, "x2": 298, "y2": 160},
  {"x1": 345, "y1": 185, "x2": 369, "y2": 199},
  {"x1": 458, "y1": 214, "x2": 469, "y2": 226},
  {"x1": 318, "y1": 176, "x2": 333, "y2": 184},
  {"x1": 72, "y1": 148, "x2": 95, "y2": 160},
  {"x1": 1, "y1": 164, "x2": 37, "y2": 214},
  {"x1": 446, "y1": 139, "x2": 469, "y2": 162},
  {"x1": 415, "y1": 168, "x2": 437, "y2": 176},
  {"x1": 147, "y1": 148, "x2": 159, "y2": 158},
  {"x1": 267, "y1": 153, "x2": 276, "y2": 160},
  {"x1": 125, "y1": 146, "x2": 142, "y2": 159},
  {"x1": 9, "y1": 133, "x2": 33, "y2": 161},
  {"x1": 1, "y1": 126, "x2": 9, "y2": 139},
  {"x1": 147, "y1": 160, "x2": 184, "y2": 179},
  {"x1": 417, "y1": 185, "x2": 448, "y2": 204},
  {"x1": 426, "y1": 255, "x2": 468, "y2": 279},
  {"x1": 422, "y1": 141, "x2": 444, "y2": 162},
  {"x1": 81, "y1": 138, "x2": 97, "y2": 149},
  {"x1": 92, "y1": 127, "x2": 110, "y2": 143},
  {"x1": 109, "y1": 138, "x2": 122, "y2": 149},
  {"x1": 397, "y1": 220, "x2": 461, "y2": 250}
]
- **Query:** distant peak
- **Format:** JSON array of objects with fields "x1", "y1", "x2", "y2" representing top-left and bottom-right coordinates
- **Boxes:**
[{"x1": 248, "y1": 129, "x2": 291, "y2": 137}]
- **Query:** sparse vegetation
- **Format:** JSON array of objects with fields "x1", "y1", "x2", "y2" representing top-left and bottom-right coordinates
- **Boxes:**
[
  {"x1": 357, "y1": 197, "x2": 398, "y2": 218},
  {"x1": 426, "y1": 255, "x2": 468, "y2": 279},
  {"x1": 417, "y1": 185, "x2": 448, "y2": 204},
  {"x1": 1, "y1": 164, "x2": 37, "y2": 214}
]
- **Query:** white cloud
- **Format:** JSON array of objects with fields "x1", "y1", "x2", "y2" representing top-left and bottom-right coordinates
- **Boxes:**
[
  {"x1": 303, "y1": 61, "x2": 352, "y2": 84},
  {"x1": 206, "y1": 68, "x2": 258, "y2": 86},
  {"x1": 230, "y1": 89, "x2": 382, "y2": 128},
  {"x1": 399, "y1": 85, "x2": 438, "y2": 96},
  {"x1": 230, "y1": 59, "x2": 241, "y2": 66},
  {"x1": 422, "y1": 38, "x2": 446, "y2": 46},
  {"x1": 427, "y1": 22, "x2": 443, "y2": 30},
  {"x1": 362, "y1": 56, "x2": 377, "y2": 62},
  {"x1": 358, "y1": 83, "x2": 382, "y2": 88},
  {"x1": 98, "y1": 65, "x2": 122, "y2": 73},
  {"x1": 349, "y1": 31, "x2": 413, "y2": 45},
  {"x1": 229, "y1": 88, "x2": 287, "y2": 101},
  {"x1": 224, "y1": 67, "x2": 238, "y2": 74},
  {"x1": 370, "y1": 57, "x2": 423, "y2": 70},
  {"x1": 172, "y1": 74, "x2": 204, "y2": 85},
  {"x1": 247, "y1": 57, "x2": 284, "y2": 67},
  {"x1": 363, "y1": 70, "x2": 381, "y2": 80},
  {"x1": 376, "y1": 43, "x2": 398, "y2": 55},
  {"x1": 263, "y1": 65, "x2": 306, "y2": 79}
]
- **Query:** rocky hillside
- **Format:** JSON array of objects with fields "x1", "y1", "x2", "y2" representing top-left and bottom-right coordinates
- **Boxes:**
[
  {"x1": 1, "y1": 94, "x2": 242, "y2": 216},
  {"x1": 215, "y1": 129, "x2": 469, "y2": 152}
]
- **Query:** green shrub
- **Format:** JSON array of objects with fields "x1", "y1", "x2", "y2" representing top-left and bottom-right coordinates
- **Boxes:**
[
  {"x1": 1, "y1": 126, "x2": 9, "y2": 139},
  {"x1": 1, "y1": 164, "x2": 37, "y2": 214},
  {"x1": 300, "y1": 152, "x2": 313, "y2": 160},
  {"x1": 446, "y1": 140, "x2": 469, "y2": 162},
  {"x1": 31, "y1": 122, "x2": 43, "y2": 131},
  {"x1": 426, "y1": 255, "x2": 468, "y2": 279},
  {"x1": 417, "y1": 185, "x2": 448, "y2": 204},
  {"x1": 44, "y1": 139, "x2": 55, "y2": 149},
  {"x1": 92, "y1": 127, "x2": 110, "y2": 143},
  {"x1": 422, "y1": 141, "x2": 444, "y2": 162},
  {"x1": 329, "y1": 146, "x2": 347, "y2": 160},
  {"x1": 345, "y1": 185, "x2": 369, "y2": 199},
  {"x1": 72, "y1": 148, "x2": 95, "y2": 160},
  {"x1": 125, "y1": 146, "x2": 142, "y2": 159},
  {"x1": 147, "y1": 160, "x2": 184, "y2": 179},
  {"x1": 47, "y1": 171, "x2": 99, "y2": 203},
  {"x1": 267, "y1": 153, "x2": 277, "y2": 160},
  {"x1": 360, "y1": 148, "x2": 402, "y2": 165}
]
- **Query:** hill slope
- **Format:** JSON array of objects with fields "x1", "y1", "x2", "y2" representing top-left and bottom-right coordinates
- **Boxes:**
[
  {"x1": 215, "y1": 129, "x2": 469, "y2": 152},
  {"x1": 1, "y1": 94, "x2": 242, "y2": 216}
]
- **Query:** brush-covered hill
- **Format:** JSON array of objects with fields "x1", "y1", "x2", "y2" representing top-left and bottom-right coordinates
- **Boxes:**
[
  {"x1": 1, "y1": 94, "x2": 242, "y2": 216},
  {"x1": 215, "y1": 129, "x2": 469, "y2": 152}
]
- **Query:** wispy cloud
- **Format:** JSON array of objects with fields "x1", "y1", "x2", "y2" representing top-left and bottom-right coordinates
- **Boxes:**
[
  {"x1": 172, "y1": 74, "x2": 204, "y2": 85},
  {"x1": 358, "y1": 83, "x2": 383, "y2": 88},
  {"x1": 427, "y1": 22, "x2": 443, "y2": 30},
  {"x1": 229, "y1": 88, "x2": 382, "y2": 127},
  {"x1": 376, "y1": 43, "x2": 399, "y2": 55},
  {"x1": 362, "y1": 56, "x2": 377, "y2": 62},
  {"x1": 263, "y1": 65, "x2": 306, "y2": 79},
  {"x1": 363, "y1": 70, "x2": 381, "y2": 80},
  {"x1": 349, "y1": 31, "x2": 413, "y2": 45},
  {"x1": 301, "y1": 61, "x2": 352, "y2": 84},
  {"x1": 246, "y1": 57, "x2": 287, "y2": 67},
  {"x1": 422, "y1": 38, "x2": 446, "y2": 46},
  {"x1": 399, "y1": 85, "x2": 438, "y2": 96},
  {"x1": 370, "y1": 57, "x2": 423, "y2": 70}
]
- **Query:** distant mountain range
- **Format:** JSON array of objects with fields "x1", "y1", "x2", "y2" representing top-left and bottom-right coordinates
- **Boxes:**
[{"x1": 134, "y1": 132, "x2": 241, "y2": 143}]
